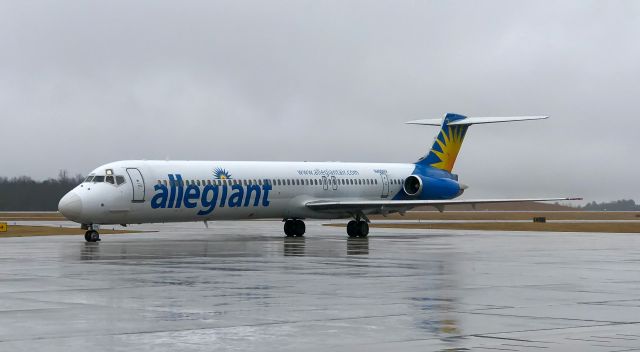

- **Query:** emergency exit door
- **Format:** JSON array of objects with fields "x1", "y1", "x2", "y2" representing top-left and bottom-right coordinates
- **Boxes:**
[{"x1": 380, "y1": 173, "x2": 390, "y2": 198}]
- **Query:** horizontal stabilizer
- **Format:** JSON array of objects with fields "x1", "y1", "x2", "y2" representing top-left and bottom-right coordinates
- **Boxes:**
[{"x1": 406, "y1": 115, "x2": 548, "y2": 126}]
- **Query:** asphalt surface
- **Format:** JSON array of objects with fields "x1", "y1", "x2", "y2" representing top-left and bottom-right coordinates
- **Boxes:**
[{"x1": 1, "y1": 220, "x2": 640, "y2": 351}]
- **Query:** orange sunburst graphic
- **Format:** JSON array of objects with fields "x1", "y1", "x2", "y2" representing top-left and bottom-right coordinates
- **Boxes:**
[{"x1": 429, "y1": 125, "x2": 467, "y2": 172}]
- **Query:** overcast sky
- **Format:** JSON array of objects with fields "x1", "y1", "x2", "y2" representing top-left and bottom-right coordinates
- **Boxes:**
[{"x1": 1, "y1": 1, "x2": 638, "y2": 202}]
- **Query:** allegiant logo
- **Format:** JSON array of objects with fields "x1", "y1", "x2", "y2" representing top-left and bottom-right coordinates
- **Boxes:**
[{"x1": 151, "y1": 174, "x2": 272, "y2": 216}]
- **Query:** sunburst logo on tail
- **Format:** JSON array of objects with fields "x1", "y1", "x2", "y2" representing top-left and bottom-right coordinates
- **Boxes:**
[
  {"x1": 428, "y1": 125, "x2": 468, "y2": 172},
  {"x1": 213, "y1": 168, "x2": 232, "y2": 179}
]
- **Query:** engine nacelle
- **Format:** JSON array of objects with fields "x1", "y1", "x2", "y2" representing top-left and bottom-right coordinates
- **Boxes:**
[
  {"x1": 403, "y1": 175, "x2": 423, "y2": 196},
  {"x1": 403, "y1": 174, "x2": 463, "y2": 200}
]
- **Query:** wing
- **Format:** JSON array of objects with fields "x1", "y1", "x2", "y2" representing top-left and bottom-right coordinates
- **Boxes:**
[{"x1": 306, "y1": 197, "x2": 581, "y2": 214}]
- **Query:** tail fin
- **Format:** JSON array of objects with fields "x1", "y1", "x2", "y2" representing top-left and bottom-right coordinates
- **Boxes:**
[
  {"x1": 407, "y1": 113, "x2": 548, "y2": 172},
  {"x1": 416, "y1": 113, "x2": 468, "y2": 172}
]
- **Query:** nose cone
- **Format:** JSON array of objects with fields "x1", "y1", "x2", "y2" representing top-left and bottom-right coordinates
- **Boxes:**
[{"x1": 58, "y1": 192, "x2": 83, "y2": 221}]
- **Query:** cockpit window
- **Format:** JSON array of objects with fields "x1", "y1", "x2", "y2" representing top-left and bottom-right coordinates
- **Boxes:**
[
  {"x1": 93, "y1": 176, "x2": 105, "y2": 182},
  {"x1": 105, "y1": 176, "x2": 115, "y2": 184},
  {"x1": 84, "y1": 176, "x2": 94, "y2": 183},
  {"x1": 116, "y1": 176, "x2": 126, "y2": 185}
]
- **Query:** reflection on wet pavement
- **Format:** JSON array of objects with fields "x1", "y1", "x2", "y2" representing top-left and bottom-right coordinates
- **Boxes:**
[{"x1": 1, "y1": 220, "x2": 639, "y2": 351}]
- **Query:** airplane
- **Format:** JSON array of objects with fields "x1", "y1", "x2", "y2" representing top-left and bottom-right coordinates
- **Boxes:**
[{"x1": 58, "y1": 113, "x2": 579, "y2": 242}]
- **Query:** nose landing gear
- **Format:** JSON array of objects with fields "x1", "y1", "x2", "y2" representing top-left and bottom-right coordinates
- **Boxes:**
[
  {"x1": 284, "y1": 219, "x2": 305, "y2": 237},
  {"x1": 83, "y1": 225, "x2": 101, "y2": 242}
]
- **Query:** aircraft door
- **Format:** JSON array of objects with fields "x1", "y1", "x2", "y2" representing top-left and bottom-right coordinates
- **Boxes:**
[
  {"x1": 380, "y1": 173, "x2": 390, "y2": 198},
  {"x1": 322, "y1": 176, "x2": 328, "y2": 190},
  {"x1": 331, "y1": 176, "x2": 338, "y2": 190},
  {"x1": 126, "y1": 168, "x2": 146, "y2": 202}
]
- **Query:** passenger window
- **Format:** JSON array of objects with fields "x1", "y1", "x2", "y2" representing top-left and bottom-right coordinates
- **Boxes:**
[
  {"x1": 106, "y1": 176, "x2": 115, "y2": 184},
  {"x1": 116, "y1": 176, "x2": 126, "y2": 185},
  {"x1": 93, "y1": 176, "x2": 105, "y2": 183}
]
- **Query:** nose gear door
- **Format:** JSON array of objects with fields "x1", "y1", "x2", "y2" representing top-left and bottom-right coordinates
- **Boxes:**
[{"x1": 126, "y1": 168, "x2": 146, "y2": 202}]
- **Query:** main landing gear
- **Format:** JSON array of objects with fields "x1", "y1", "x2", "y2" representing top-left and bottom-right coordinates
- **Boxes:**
[
  {"x1": 284, "y1": 219, "x2": 306, "y2": 237},
  {"x1": 347, "y1": 220, "x2": 369, "y2": 238},
  {"x1": 83, "y1": 225, "x2": 100, "y2": 242}
]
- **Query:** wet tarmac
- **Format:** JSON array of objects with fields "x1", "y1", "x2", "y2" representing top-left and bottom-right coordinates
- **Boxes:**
[{"x1": 1, "y1": 221, "x2": 640, "y2": 351}]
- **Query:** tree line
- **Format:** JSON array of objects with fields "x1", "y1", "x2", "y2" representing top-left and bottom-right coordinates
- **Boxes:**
[
  {"x1": 578, "y1": 199, "x2": 640, "y2": 211},
  {"x1": 0, "y1": 171, "x2": 83, "y2": 211}
]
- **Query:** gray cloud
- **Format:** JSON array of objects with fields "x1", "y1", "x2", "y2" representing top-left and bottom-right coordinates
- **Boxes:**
[{"x1": 1, "y1": 0, "x2": 638, "y2": 202}]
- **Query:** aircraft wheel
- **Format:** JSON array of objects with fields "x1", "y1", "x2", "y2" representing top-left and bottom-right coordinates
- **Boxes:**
[
  {"x1": 357, "y1": 221, "x2": 369, "y2": 237},
  {"x1": 346, "y1": 220, "x2": 358, "y2": 238},
  {"x1": 293, "y1": 220, "x2": 305, "y2": 237},
  {"x1": 84, "y1": 230, "x2": 100, "y2": 242},
  {"x1": 283, "y1": 220, "x2": 295, "y2": 237}
]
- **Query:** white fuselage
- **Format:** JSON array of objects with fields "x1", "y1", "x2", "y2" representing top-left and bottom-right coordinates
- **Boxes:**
[{"x1": 60, "y1": 160, "x2": 416, "y2": 225}]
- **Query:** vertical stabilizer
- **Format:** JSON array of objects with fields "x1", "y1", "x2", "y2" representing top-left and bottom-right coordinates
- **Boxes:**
[{"x1": 416, "y1": 113, "x2": 469, "y2": 172}]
